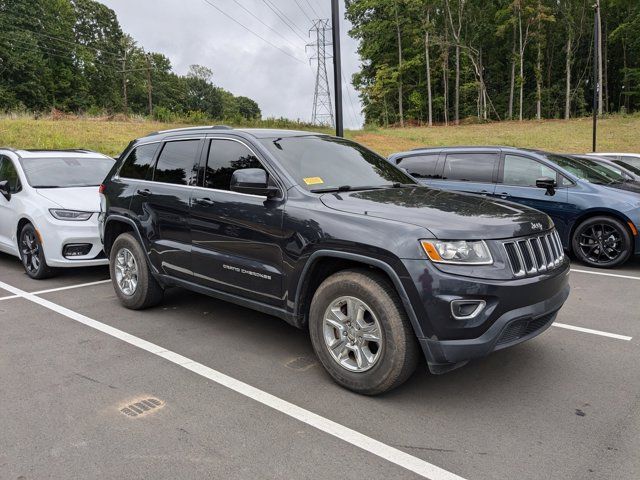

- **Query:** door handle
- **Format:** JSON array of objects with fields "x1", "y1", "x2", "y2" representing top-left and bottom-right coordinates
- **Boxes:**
[
  {"x1": 480, "y1": 190, "x2": 490, "y2": 196},
  {"x1": 498, "y1": 192, "x2": 509, "y2": 199},
  {"x1": 137, "y1": 188, "x2": 151, "y2": 197},
  {"x1": 194, "y1": 197, "x2": 214, "y2": 206}
]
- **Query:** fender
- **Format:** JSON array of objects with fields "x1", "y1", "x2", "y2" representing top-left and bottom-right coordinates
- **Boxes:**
[
  {"x1": 294, "y1": 250, "x2": 427, "y2": 340},
  {"x1": 103, "y1": 215, "x2": 163, "y2": 278}
]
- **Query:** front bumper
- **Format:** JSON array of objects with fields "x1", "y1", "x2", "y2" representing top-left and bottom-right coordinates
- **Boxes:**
[
  {"x1": 401, "y1": 258, "x2": 571, "y2": 373},
  {"x1": 37, "y1": 213, "x2": 108, "y2": 268}
]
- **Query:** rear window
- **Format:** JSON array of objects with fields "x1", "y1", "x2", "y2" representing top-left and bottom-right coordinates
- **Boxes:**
[
  {"x1": 443, "y1": 153, "x2": 498, "y2": 183},
  {"x1": 20, "y1": 156, "x2": 114, "y2": 188},
  {"x1": 119, "y1": 143, "x2": 159, "y2": 180},
  {"x1": 397, "y1": 154, "x2": 440, "y2": 179}
]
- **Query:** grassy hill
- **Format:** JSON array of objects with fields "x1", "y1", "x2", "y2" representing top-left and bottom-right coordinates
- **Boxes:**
[{"x1": 1, "y1": 114, "x2": 640, "y2": 158}]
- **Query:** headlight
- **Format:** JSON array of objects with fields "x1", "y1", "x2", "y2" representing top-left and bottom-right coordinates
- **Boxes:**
[
  {"x1": 421, "y1": 240, "x2": 493, "y2": 265},
  {"x1": 49, "y1": 209, "x2": 93, "y2": 221}
]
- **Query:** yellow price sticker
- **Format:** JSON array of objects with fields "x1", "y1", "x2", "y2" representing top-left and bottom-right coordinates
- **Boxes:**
[{"x1": 303, "y1": 177, "x2": 324, "y2": 185}]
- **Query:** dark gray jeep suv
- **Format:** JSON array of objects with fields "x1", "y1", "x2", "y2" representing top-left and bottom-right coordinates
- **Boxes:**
[{"x1": 99, "y1": 127, "x2": 570, "y2": 394}]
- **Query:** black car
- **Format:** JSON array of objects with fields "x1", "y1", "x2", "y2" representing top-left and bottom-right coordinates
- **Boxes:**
[{"x1": 99, "y1": 127, "x2": 570, "y2": 394}]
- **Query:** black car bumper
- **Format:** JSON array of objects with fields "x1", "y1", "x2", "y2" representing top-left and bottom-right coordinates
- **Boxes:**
[{"x1": 401, "y1": 259, "x2": 571, "y2": 373}]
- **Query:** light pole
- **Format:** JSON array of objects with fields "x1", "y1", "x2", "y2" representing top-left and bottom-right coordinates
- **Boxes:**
[
  {"x1": 331, "y1": 0, "x2": 344, "y2": 137},
  {"x1": 592, "y1": 1, "x2": 600, "y2": 152}
]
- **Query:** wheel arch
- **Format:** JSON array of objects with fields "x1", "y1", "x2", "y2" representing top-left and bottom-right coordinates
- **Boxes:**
[
  {"x1": 293, "y1": 251, "x2": 425, "y2": 339},
  {"x1": 568, "y1": 208, "x2": 636, "y2": 252},
  {"x1": 103, "y1": 216, "x2": 146, "y2": 257}
]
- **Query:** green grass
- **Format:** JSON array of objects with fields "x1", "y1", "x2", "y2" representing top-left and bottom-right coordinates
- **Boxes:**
[{"x1": 1, "y1": 114, "x2": 639, "y2": 158}]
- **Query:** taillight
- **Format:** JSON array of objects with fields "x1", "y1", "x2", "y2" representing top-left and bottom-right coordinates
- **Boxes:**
[{"x1": 99, "y1": 184, "x2": 106, "y2": 194}]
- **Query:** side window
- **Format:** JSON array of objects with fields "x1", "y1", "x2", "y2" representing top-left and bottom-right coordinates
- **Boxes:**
[
  {"x1": 503, "y1": 155, "x2": 557, "y2": 187},
  {"x1": 204, "y1": 139, "x2": 264, "y2": 191},
  {"x1": 397, "y1": 155, "x2": 440, "y2": 179},
  {"x1": 153, "y1": 140, "x2": 201, "y2": 186},
  {"x1": 443, "y1": 153, "x2": 498, "y2": 183},
  {"x1": 119, "y1": 143, "x2": 159, "y2": 180},
  {"x1": 0, "y1": 156, "x2": 22, "y2": 193}
]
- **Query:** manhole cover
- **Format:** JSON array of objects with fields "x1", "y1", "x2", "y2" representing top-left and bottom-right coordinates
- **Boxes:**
[
  {"x1": 120, "y1": 398, "x2": 164, "y2": 418},
  {"x1": 285, "y1": 356, "x2": 318, "y2": 371}
]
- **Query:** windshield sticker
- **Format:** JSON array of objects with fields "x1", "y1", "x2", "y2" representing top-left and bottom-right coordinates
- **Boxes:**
[{"x1": 303, "y1": 177, "x2": 324, "y2": 185}]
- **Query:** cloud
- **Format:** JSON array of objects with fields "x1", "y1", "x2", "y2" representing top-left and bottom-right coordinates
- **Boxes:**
[{"x1": 100, "y1": 0, "x2": 363, "y2": 128}]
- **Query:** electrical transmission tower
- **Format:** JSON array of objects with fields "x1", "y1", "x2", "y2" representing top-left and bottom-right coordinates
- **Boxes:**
[{"x1": 307, "y1": 19, "x2": 334, "y2": 127}]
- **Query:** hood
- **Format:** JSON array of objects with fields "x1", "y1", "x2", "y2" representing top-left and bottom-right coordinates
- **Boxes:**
[
  {"x1": 36, "y1": 187, "x2": 101, "y2": 212},
  {"x1": 320, "y1": 187, "x2": 553, "y2": 240},
  {"x1": 601, "y1": 181, "x2": 640, "y2": 195}
]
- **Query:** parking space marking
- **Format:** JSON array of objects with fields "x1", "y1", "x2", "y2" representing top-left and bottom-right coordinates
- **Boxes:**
[
  {"x1": 554, "y1": 323, "x2": 633, "y2": 341},
  {"x1": 0, "y1": 279, "x2": 111, "y2": 301},
  {"x1": 0, "y1": 278, "x2": 466, "y2": 480},
  {"x1": 571, "y1": 269, "x2": 640, "y2": 281}
]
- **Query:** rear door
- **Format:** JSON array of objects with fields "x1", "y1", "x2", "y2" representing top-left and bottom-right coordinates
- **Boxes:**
[
  {"x1": 496, "y1": 153, "x2": 569, "y2": 239},
  {"x1": 190, "y1": 137, "x2": 285, "y2": 306},
  {"x1": 128, "y1": 138, "x2": 202, "y2": 279},
  {"x1": 430, "y1": 151, "x2": 498, "y2": 196},
  {"x1": 395, "y1": 153, "x2": 441, "y2": 186}
]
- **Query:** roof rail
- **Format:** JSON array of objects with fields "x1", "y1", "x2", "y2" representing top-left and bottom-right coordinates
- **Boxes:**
[
  {"x1": 149, "y1": 125, "x2": 234, "y2": 136},
  {"x1": 0, "y1": 146, "x2": 18, "y2": 153}
]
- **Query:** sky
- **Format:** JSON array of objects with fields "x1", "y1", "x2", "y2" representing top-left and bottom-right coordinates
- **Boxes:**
[{"x1": 100, "y1": 0, "x2": 364, "y2": 129}]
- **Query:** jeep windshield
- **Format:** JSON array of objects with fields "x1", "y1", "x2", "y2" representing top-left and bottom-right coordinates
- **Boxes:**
[
  {"x1": 259, "y1": 135, "x2": 416, "y2": 192},
  {"x1": 20, "y1": 156, "x2": 115, "y2": 188}
]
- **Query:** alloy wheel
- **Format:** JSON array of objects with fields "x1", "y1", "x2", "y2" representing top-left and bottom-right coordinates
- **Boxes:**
[
  {"x1": 322, "y1": 296, "x2": 383, "y2": 372},
  {"x1": 21, "y1": 231, "x2": 41, "y2": 274},
  {"x1": 114, "y1": 248, "x2": 139, "y2": 296},
  {"x1": 578, "y1": 223, "x2": 623, "y2": 264}
]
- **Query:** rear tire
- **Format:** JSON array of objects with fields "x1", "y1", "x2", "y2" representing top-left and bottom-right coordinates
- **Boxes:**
[
  {"x1": 571, "y1": 216, "x2": 632, "y2": 268},
  {"x1": 110, "y1": 233, "x2": 163, "y2": 309},
  {"x1": 308, "y1": 269, "x2": 420, "y2": 395},
  {"x1": 19, "y1": 223, "x2": 55, "y2": 279}
]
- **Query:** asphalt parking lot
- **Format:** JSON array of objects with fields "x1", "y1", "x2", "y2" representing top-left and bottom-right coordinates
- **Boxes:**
[{"x1": 1, "y1": 253, "x2": 639, "y2": 480}]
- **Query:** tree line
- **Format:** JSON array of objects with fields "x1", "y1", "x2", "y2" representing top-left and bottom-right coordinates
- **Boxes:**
[
  {"x1": 345, "y1": 0, "x2": 640, "y2": 126},
  {"x1": 0, "y1": 0, "x2": 261, "y2": 121}
]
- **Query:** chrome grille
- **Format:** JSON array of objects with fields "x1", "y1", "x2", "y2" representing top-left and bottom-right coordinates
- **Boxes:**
[{"x1": 503, "y1": 230, "x2": 565, "y2": 277}]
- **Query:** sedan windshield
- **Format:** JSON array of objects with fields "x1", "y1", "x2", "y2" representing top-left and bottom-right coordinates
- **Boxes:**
[
  {"x1": 259, "y1": 136, "x2": 416, "y2": 192},
  {"x1": 546, "y1": 154, "x2": 625, "y2": 185},
  {"x1": 616, "y1": 160, "x2": 640, "y2": 176},
  {"x1": 20, "y1": 157, "x2": 114, "y2": 188}
]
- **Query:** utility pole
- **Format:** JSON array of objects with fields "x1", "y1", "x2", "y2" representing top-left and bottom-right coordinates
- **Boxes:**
[
  {"x1": 121, "y1": 50, "x2": 128, "y2": 115},
  {"x1": 592, "y1": 1, "x2": 600, "y2": 152},
  {"x1": 331, "y1": 0, "x2": 344, "y2": 137},
  {"x1": 307, "y1": 20, "x2": 335, "y2": 128},
  {"x1": 145, "y1": 53, "x2": 153, "y2": 117}
]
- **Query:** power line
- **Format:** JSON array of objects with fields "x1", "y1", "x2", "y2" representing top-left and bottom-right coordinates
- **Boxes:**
[
  {"x1": 0, "y1": 14, "x2": 123, "y2": 60},
  {"x1": 342, "y1": 71, "x2": 360, "y2": 128},
  {"x1": 227, "y1": 0, "x2": 301, "y2": 50},
  {"x1": 201, "y1": 0, "x2": 306, "y2": 64},
  {"x1": 261, "y1": 0, "x2": 307, "y2": 42},
  {"x1": 293, "y1": 0, "x2": 313, "y2": 23},
  {"x1": 304, "y1": 0, "x2": 321, "y2": 18}
]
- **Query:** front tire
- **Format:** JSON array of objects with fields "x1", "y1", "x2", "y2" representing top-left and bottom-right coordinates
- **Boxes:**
[
  {"x1": 19, "y1": 223, "x2": 55, "y2": 279},
  {"x1": 110, "y1": 233, "x2": 163, "y2": 309},
  {"x1": 572, "y1": 216, "x2": 632, "y2": 268},
  {"x1": 308, "y1": 269, "x2": 420, "y2": 395}
]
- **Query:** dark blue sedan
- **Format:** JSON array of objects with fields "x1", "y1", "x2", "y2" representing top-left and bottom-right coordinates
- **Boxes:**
[{"x1": 389, "y1": 147, "x2": 640, "y2": 268}]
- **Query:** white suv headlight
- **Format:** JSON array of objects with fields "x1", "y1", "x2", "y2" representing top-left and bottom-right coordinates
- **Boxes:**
[
  {"x1": 421, "y1": 240, "x2": 493, "y2": 265},
  {"x1": 49, "y1": 209, "x2": 93, "y2": 221}
]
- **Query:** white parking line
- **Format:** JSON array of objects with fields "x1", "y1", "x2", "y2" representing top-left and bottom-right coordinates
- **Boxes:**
[
  {"x1": 553, "y1": 323, "x2": 633, "y2": 341},
  {"x1": 571, "y1": 269, "x2": 640, "y2": 281},
  {"x1": 0, "y1": 279, "x2": 111, "y2": 301},
  {"x1": 0, "y1": 279, "x2": 466, "y2": 480}
]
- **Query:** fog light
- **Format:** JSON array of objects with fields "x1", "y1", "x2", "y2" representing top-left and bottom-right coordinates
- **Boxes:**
[
  {"x1": 63, "y1": 243, "x2": 92, "y2": 258},
  {"x1": 451, "y1": 300, "x2": 486, "y2": 320}
]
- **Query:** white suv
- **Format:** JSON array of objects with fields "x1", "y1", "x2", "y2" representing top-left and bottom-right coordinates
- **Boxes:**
[{"x1": 0, "y1": 148, "x2": 114, "y2": 278}]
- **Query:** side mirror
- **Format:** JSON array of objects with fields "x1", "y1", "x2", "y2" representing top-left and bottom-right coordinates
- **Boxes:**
[
  {"x1": 230, "y1": 168, "x2": 279, "y2": 198},
  {"x1": 0, "y1": 180, "x2": 11, "y2": 201},
  {"x1": 536, "y1": 177, "x2": 556, "y2": 196}
]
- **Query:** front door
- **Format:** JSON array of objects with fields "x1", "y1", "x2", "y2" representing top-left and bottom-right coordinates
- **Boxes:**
[
  {"x1": 496, "y1": 154, "x2": 570, "y2": 241},
  {"x1": 0, "y1": 156, "x2": 23, "y2": 254},
  {"x1": 190, "y1": 137, "x2": 285, "y2": 306}
]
